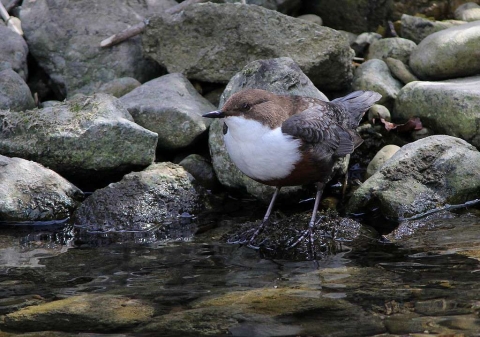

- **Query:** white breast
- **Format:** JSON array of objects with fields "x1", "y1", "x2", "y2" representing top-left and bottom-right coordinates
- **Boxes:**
[{"x1": 223, "y1": 116, "x2": 302, "y2": 181}]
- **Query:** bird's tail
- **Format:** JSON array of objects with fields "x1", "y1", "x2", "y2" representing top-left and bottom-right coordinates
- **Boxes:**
[{"x1": 331, "y1": 91, "x2": 382, "y2": 128}]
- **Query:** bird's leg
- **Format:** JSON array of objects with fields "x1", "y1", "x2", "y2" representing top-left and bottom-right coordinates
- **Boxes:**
[
  {"x1": 228, "y1": 187, "x2": 281, "y2": 248},
  {"x1": 289, "y1": 182, "x2": 325, "y2": 259}
]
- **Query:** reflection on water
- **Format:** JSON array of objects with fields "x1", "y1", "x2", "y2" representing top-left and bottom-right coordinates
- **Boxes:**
[{"x1": 0, "y1": 209, "x2": 479, "y2": 336}]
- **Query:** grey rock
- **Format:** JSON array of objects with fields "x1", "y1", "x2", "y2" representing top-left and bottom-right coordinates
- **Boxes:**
[
  {"x1": 72, "y1": 162, "x2": 202, "y2": 232},
  {"x1": 384, "y1": 57, "x2": 419, "y2": 84},
  {"x1": 0, "y1": 69, "x2": 35, "y2": 111},
  {"x1": 143, "y1": 3, "x2": 354, "y2": 91},
  {"x1": 409, "y1": 20, "x2": 480, "y2": 80},
  {"x1": 39, "y1": 100, "x2": 62, "y2": 108},
  {"x1": 400, "y1": 14, "x2": 466, "y2": 44},
  {"x1": 119, "y1": 73, "x2": 214, "y2": 151},
  {"x1": 0, "y1": 155, "x2": 83, "y2": 221},
  {"x1": 0, "y1": 93, "x2": 158, "y2": 181},
  {"x1": 365, "y1": 144, "x2": 400, "y2": 179},
  {"x1": 98, "y1": 77, "x2": 141, "y2": 98},
  {"x1": 2, "y1": 294, "x2": 154, "y2": 332},
  {"x1": 454, "y1": 2, "x2": 480, "y2": 21},
  {"x1": 411, "y1": 127, "x2": 434, "y2": 141},
  {"x1": 179, "y1": 154, "x2": 219, "y2": 190},
  {"x1": 352, "y1": 59, "x2": 403, "y2": 109},
  {"x1": 20, "y1": 0, "x2": 171, "y2": 97},
  {"x1": 209, "y1": 57, "x2": 328, "y2": 200},
  {"x1": 367, "y1": 37, "x2": 417, "y2": 64},
  {"x1": 0, "y1": 24, "x2": 28, "y2": 80},
  {"x1": 303, "y1": 0, "x2": 393, "y2": 34},
  {"x1": 394, "y1": 76, "x2": 480, "y2": 148},
  {"x1": 347, "y1": 135, "x2": 480, "y2": 220}
]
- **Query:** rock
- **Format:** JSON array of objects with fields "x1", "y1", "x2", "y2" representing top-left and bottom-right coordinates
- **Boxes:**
[
  {"x1": 0, "y1": 69, "x2": 35, "y2": 111},
  {"x1": 0, "y1": 93, "x2": 158, "y2": 184},
  {"x1": 208, "y1": 57, "x2": 327, "y2": 200},
  {"x1": 394, "y1": 75, "x2": 480, "y2": 148},
  {"x1": 0, "y1": 24, "x2": 28, "y2": 80},
  {"x1": 455, "y1": 2, "x2": 480, "y2": 21},
  {"x1": 409, "y1": 20, "x2": 480, "y2": 80},
  {"x1": 347, "y1": 135, "x2": 480, "y2": 220},
  {"x1": 72, "y1": 162, "x2": 202, "y2": 233},
  {"x1": 365, "y1": 145, "x2": 400, "y2": 179},
  {"x1": 411, "y1": 127, "x2": 434, "y2": 141},
  {"x1": 400, "y1": 14, "x2": 466, "y2": 44},
  {"x1": 351, "y1": 32, "x2": 382, "y2": 57},
  {"x1": 302, "y1": 0, "x2": 393, "y2": 34},
  {"x1": 138, "y1": 288, "x2": 385, "y2": 336},
  {"x1": 367, "y1": 104, "x2": 391, "y2": 122},
  {"x1": 179, "y1": 154, "x2": 219, "y2": 190},
  {"x1": 1, "y1": 294, "x2": 154, "y2": 332},
  {"x1": 352, "y1": 59, "x2": 403, "y2": 109},
  {"x1": 119, "y1": 73, "x2": 214, "y2": 151},
  {"x1": 0, "y1": 155, "x2": 83, "y2": 221},
  {"x1": 367, "y1": 37, "x2": 417, "y2": 65},
  {"x1": 393, "y1": 1, "x2": 464, "y2": 21},
  {"x1": 20, "y1": 0, "x2": 171, "y2": 97},
  {"x1": 384, "y1": 57, "x2": 419, "y2": 84},
  {"x1": 297, "y1": 14, "x2": 322, "y2": 25},
  {"x1": 143, "y1": 3, "x2": 354, "y2": 91},
  {"x1": 98, "y1": 77, "x2": 141, "y2": 98}
]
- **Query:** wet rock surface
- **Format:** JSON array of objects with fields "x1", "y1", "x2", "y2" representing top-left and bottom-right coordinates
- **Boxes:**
[
  {"x1": 72, "y1": 162, "x2": 203, "y2": 233},
  {"x1": 400, "y1": 14, "x2": 466, "y2": 44},
  {"x1": 143, "y1": 3, "x2": 354, "y2": 91},
  {"x1": 0, "y1": 155, "x2": 83, "y2": 221}
]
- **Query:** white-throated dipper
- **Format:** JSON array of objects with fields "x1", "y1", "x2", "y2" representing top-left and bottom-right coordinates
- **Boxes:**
[{"x1": 203, "y1": 89, "x2": 381, "y2": 255}]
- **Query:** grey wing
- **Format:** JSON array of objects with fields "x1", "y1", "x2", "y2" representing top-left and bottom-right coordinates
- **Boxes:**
[{"x1": 281, "y1": 106, "x2": 359, "y2": 159}]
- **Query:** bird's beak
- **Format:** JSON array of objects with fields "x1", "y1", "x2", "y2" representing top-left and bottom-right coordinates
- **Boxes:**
[{"x1": 202, "y1": 110, "x2": 224, "y2": 118}]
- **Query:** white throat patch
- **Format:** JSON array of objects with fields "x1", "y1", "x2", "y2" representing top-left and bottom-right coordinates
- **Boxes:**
[{"x1": 223, "y1": 116, "x2": 302, "y2": 181}]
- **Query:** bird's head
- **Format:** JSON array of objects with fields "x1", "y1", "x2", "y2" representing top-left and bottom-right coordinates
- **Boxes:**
[{"x1": 202, "y1": 89, "x2": 285, "y2": 129}]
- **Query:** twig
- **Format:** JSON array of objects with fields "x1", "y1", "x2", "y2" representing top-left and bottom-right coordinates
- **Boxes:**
[
  {"x1": 399, "y1": 199, "x2": 480, "y2": 222},
  {"x1": 100, "y1": 20, "x2": 147, "y2": 48},
  {"x1": 0, "y1": 1, "x2": 23, "y2": 35}
]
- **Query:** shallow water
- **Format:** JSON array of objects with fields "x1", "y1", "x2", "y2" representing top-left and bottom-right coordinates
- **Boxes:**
[{"x1": 0, "y1": 203, "x2": 479, "y2": 336}]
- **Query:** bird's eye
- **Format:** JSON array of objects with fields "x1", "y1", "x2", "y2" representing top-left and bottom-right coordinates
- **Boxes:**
[{"x1": 242, "y1": 103, "x2": 250, "y2": 110}]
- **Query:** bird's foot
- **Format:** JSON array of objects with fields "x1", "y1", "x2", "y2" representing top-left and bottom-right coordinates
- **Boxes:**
[
  {"x1": 287, "y1": 218, "x2": 331, "y2": 261},
  {"x1": 227, "y1": 219, "x2": 270, "y2": 249}
]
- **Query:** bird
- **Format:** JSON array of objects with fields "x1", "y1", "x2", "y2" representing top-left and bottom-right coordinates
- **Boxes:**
[{"x1": 203, "y1": 88, "x2": 381, "y2": 257}]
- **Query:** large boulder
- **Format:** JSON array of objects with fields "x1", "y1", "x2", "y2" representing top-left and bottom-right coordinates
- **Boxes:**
[
  {"x1": 0, "y1": 69, "x2": 35, "y2": 112},
  {"x1": 0, "y1": 155, "x2": 83, "y2": 221},
  {"x1": 19, "y1": 0, "x2": 175, "y2": 97},
  {"x1": 409, "y1": 20, "x2": 480, "y2": 80},
  {"x1": 0, "y1": 94, "x2": 158, "y2": 183},
  {"x1": 143, "y1": 3, "x2": 354, "y2": 91},
  {"x1": 72, "y1": 162, "x2": 202, "y2": 234},
  {"x1": 347, "y1": 135, "x2": 480, "y2": 220},
  {"x1": 119, "y1": 73, "x2": 214, "y2": 151},
  {"x1": 208, "y1": 57, "x2": 328, "y2": 200},
  {"x1": 0, "y1": 24, "x2": 28, "y2": 80},
  {"x1": 394, "y1": 75, "x2": 480, "y2": 148}
]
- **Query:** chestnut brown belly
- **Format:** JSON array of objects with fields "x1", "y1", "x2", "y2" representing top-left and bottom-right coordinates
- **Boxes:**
[{"x1": 254, "y1": 153, "x2": 335, "y2": 187}]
